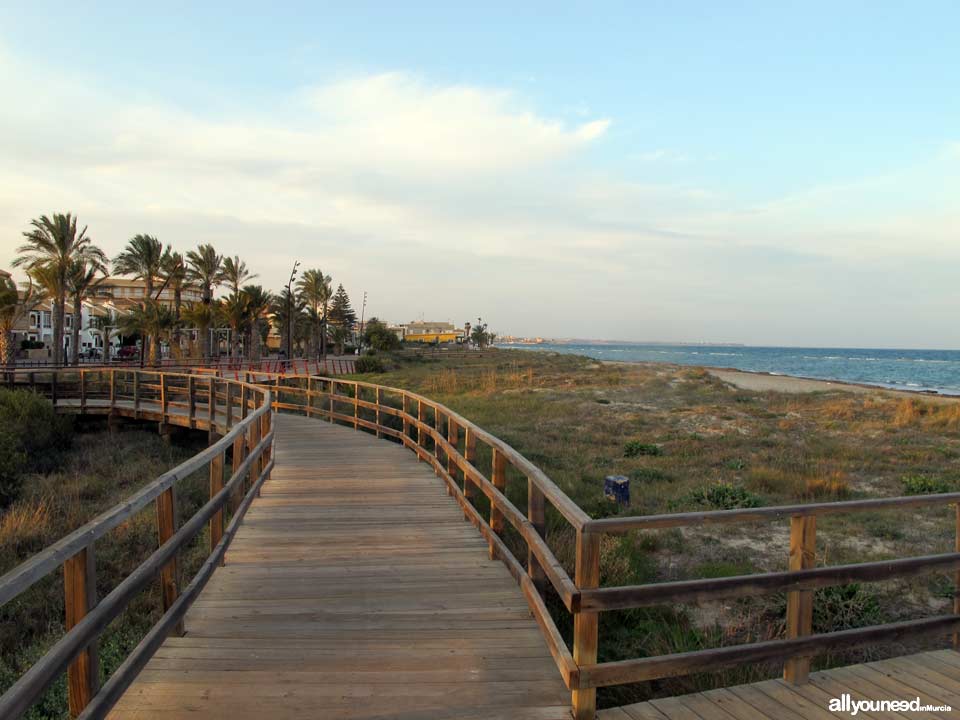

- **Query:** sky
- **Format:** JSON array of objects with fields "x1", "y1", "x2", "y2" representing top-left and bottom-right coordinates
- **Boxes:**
[{"x1": 0, "y1": 2, "x2": 957, "y2": 348}]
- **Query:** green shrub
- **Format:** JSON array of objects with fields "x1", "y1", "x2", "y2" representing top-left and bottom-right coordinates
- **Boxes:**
[
  {"x1": 901, "y1": 474, "x2": 953, "y2": 495},
  {"x1": 812, "y1": 584, "x2": 882, "y2": 633},
  {"x1": 354, "y1": 356, "x2": 386, "y2": 374},
  {"x1": 0, "y1": 389, "x2": 72, "y2": 506},
  {"x1": 624, "y1": 441, "x2": 662, "y2": 457},
  {"x1": 683, "y1": 482, "x2": 762, "y2": 510}
]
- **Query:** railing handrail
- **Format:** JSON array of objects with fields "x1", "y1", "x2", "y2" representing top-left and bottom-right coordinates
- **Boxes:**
[
  {"x1": 0, "y1": 369, "x2": 274, "y2": 720},
  {"x1": 256, "y1": 373, "x2": 960, "y2": 720},
  {"x1": 4, "y1": 368, "x2": 958, "y2": 720},
  {"x1": 0, "y1": 373, "x2": 270, "y2": 606}
]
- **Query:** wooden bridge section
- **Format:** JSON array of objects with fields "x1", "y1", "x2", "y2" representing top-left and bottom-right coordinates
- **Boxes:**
[
  {"x1": 4, "y1": 367, "x2": 960, "y2": 719},
  {"x1": 108, "y1": 414, "x2": 570, "y2": 719}
]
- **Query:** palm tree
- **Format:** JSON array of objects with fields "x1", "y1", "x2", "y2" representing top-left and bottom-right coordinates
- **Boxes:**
[
  {"x1": 241, "y1": 285, "x2": 273, "y2": 362},
  {"x1": 180, "y1": 301, "x2": 216, "y2": 360},
  {"x1": 13, "y1": 214, "x2": 105, "y2": 365},
  {"x1": 270, "y1": 289, "x2": 305, "y2": 359},
  {"x1": 160, "y1": 249, "x2": 188, "y2": 358},
  {"x1": 119, "y1": 300, "x2": 174, "y2": 365},
  {"x1": 185, "y1": 244, "x2": 224, "y2": 360},
  {"x1": 114, "y1": 234, "x2": 164, "y2": 362},
  {"x1": 296, "y1": 268, "x2": 332, "y2": 359},
  {"x1": 66, "y1": 258, "x2": 107, "y2": 365},
  {"x1": 218, "y1": 293, "x2": 250, "y2": 360},
  {"x1": 0, "y1": 276, "x2": 40, "y2": 368},
  {"x1": 222, "y1": 256, "x2": 257, "y2": 297}
]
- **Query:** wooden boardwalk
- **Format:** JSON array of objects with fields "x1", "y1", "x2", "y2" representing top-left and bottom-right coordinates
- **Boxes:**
[
  {"x1": 599, "y1": 651, "x2": 960, "y2": 719},
  {"x1": 108, "y1": 413, "x2": 570, "y2": 720}
]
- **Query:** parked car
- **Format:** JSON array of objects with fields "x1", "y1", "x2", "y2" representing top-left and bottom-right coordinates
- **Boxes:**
[{"x1": 116, "y1": 345, "x2": 139, "y2": 360}]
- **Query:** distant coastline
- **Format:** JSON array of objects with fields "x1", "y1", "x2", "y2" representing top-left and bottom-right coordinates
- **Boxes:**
[{"x1": 498, "y1": 341, "x2": 960, "y2": 396}]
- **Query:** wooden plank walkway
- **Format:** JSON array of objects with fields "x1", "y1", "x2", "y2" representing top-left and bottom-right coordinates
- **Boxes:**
[
  {"x1": 599, "y1": 650, "x2": 960, "y2": 719},
  {"x1": 108, "y1": 413, "x2": 570, "y2": 720}
]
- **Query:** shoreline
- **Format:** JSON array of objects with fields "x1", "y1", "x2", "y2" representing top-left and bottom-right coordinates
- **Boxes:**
[{"x1": 598, "y1": 359, "x2": 960, "y2": 401}]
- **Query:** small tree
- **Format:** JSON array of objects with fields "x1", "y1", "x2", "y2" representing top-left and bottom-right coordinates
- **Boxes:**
[
  {"x1": 0, "y1": 276, "x2": 40, "y2": 368},
  {"x1": 362, "y1": 317, "x2": 400, "y2": 352},
  {"x1": 470, "y1": 317, "x2": 494, "y2": 349},
  {"x1": 328, "y1": 284, "x2": 356, "y2": 330}
]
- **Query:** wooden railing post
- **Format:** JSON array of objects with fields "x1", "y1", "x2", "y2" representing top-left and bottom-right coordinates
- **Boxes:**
[
  {"x1": 206, "y1": 377, "x2": 215, "y2": 434},
  {"x1": 402, "y1": 394, "x2": 410, "y2": 441},
  {"x1": 159, "y1": 373, "x2": 167, "y2": 421},
  {"x1": 188, "y1": 375, "x2": 196, "y2": 428},
  {"x1": 572, "y1": 530, "x2": 601, "y2": 720},
  {"x1": 109, "y1": 369, "x2": 116, "y2": 409},
  {"x1": 132, "y1": 372, "x2": 139, "y2": 418},
  {"x1": 955, "y1": 504, "x2": 960, "y2": 650},
  {"x1": 156, "y1": 486, "x2": 184, "y2": 636},
  {"x1": 240, "y1": 385, "x2": 249, "y2": 420},
  {"x1": 417, "y1": 400, "x2": 426, "y2": 460},
  {"x1": 490, "y1": 449, "x2": 506, "y2": 560},
  {"x1": 447, "y1": 418, "x2": 458, "y2": 479},
  {"x1": 247, "y1": 413, "x2": 261, "y2": 494},
  {"x1": 225, "y1": 381, "x2": 234, "y2": 429},
  {"x1": 51, "y1": 372, "x2": 58, "y2": 405},
  {"x1": 528, "y1": 479, "x2": 547, "y2": 596},
  {"x1": 353, "y1": 382, "x2": 359, "y2": 430},
  {"x1": 375, "y1": 387, "x2": 382, "y2": 437},
  {"x1": 209, "y1": 451, "x2": 224, "y2": 560},
  {"x1": 464, "y1": 428, "x2": 477, "y2": 501},
  {"x1": 79, "y1": 371, "x2": 86, "y2": 413},
  {"x1": 784, "y1": 514, "x2": 816, "y2": 683},
  {"x1": 259, "y1": 407, "x2": 272, "y2": 493},
  {"x1": 306, "y1": 377, "x2": 314, "y2": 418},
  {"x1": 231, "y1": 420, "x2": 247, "y2": 514},
  {"x1": 64, "y1": 546, "x2": 98, "y2": 717},
  {"x1": 434, "y1": 408, "x2": 442, "y2": 474}
]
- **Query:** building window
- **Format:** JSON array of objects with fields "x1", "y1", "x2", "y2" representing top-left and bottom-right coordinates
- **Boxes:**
[{"x1": 42, "y1": 312, "x2": 52, "y2": 328}]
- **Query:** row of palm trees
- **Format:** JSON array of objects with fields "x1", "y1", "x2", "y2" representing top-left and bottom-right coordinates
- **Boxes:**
[{"x1": 4, "y1": 212, "x2": 358, "y2": 366}]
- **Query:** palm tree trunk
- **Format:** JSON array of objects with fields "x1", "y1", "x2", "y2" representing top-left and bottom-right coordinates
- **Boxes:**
[
  {"x1": 1, "y1": 330, "x2": 12, "y2": 369},
  {"x1": 54, "y1": 293, "x2": 66, "y2": 366},
  {"x1": 71, "y1": 296, "x2": 82, "y2": 366}
]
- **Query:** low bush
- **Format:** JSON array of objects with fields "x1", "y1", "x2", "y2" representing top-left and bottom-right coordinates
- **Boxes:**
[
  {"x1": 901, "y1": 474, "x2": 953, "y2": 495},
  {"x1": 0, "y1": 389, "x2": 72, "y2": 507},
  {"x1": 624, "y1": 441, "x2": 662, "y2": 457},
  {"x1": 812, "y1": 584, "x2": 882, "y2": 633},
  {"x1": 354, "y1": 356, "x2": 386, "y2": 374},
  {"x1": 682, "y1": 482, "x2": 762, "y2": 510}
]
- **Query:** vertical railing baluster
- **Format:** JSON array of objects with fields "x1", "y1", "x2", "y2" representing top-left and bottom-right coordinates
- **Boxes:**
[
  {"x1": 353, "y1": 382, "x2": 359, "y2": 430},
  {"x1": 64, "y1": 546, "x2": 98, "y2": 718},
  {"x1": 784, "y1": 514, "x2": 816, "y2": 683},
  {"x1": 375, "y1": 387, "x2": 382, "y2": 437},
  {"x1": 156, "y1": 486, "x2": 184, "y2": 636},
  {"x1": 527, "y1": 479, "x2": 547, "y2": 596},
  {"x1": 490, "y1": 449, "x2": 506, "y2": 560},
  {"x1": 209, "y1": 451, "x2": 224, "y2": 561},
  {"x1": 571, "y1": 530, "x2": 601, "y2": 720}
]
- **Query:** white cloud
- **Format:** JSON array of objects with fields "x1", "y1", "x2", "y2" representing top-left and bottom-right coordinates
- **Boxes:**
[{"x1": 1, "y1": 41, "x2": 958, "y2": 347}]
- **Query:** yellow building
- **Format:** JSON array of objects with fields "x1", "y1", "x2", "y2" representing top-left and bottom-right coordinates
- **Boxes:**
[{"x1": 401, "y1": 321, "x2": 465, "y2": 344}]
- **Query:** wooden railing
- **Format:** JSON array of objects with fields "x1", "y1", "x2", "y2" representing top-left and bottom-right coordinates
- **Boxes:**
[
  {"x1": 3, "y1": 369, "x2": 960, "y2": 720},
  {"x1": 252, "y1": 374, "x2": 960, "y2": 720},
  {"x1": 0, "y1": 370, "x2": 274, "y2": 720}
]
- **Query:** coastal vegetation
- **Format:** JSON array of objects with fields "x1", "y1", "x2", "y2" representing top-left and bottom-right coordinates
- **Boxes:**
[
  {"x1": 0, "y1": 391, "x2": 209, "y2": 719},
  {"x1": 354, "y1": 349, "x2": 960, "y2": 705},
  {"x1": 3, "y1": 212, "x2": 362, "y2": 366}
]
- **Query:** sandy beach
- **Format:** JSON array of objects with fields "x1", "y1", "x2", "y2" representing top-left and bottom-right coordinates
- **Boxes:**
[{"x1": 707, "y1": 367, "x2": 958, "y2": 402}]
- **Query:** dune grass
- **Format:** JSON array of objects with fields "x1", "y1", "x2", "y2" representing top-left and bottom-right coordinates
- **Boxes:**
[
  {"x1": 356, "y1": 349, "x2": 960, "y2": 705},
  {"x1": 0, "y1": 420, "x2": 211, "y2": 720}
]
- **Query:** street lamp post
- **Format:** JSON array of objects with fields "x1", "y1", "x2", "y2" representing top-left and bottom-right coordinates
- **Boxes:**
[
  {"x1": 358, "y1": 291, "x2": 367, "y2": 351},
  {"x1": 285, "y1": 261, "x2": 300, "y2": 360}
]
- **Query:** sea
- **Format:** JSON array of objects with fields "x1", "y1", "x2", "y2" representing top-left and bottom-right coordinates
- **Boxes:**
[{"x1": 497, "y1": 343, "x2": 960, "y2": 396}]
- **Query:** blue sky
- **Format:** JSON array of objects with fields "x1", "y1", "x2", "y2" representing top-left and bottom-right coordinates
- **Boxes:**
[{"x1": 0, "y1": 2, "x2": 958, "y2": 346}]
